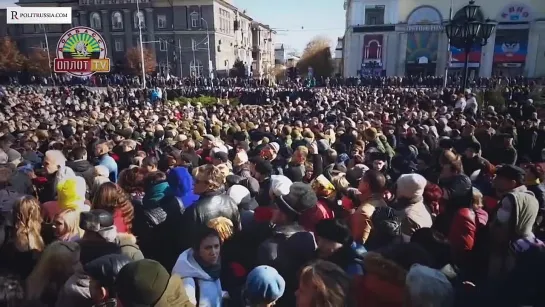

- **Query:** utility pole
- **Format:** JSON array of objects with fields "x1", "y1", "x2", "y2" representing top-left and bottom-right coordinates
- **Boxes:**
[
  {"x1": 201, "y1": 18, "x2": 212, "y2": 78},
  {"x1": 165, "y1": 40, "x2": 169, "y2": 77},
  {"x1": 136, "y1": 0, "x2": 146, "y2": 88},
  {"x1": 444, "y1": 0, "x2": 454, "y2": 88},
  {"x1": 41, "y1": 26, "x2": 54, "y2": 86},
  {"x1": 178, "y1": 39, "x2": 183, "y2": 77}
]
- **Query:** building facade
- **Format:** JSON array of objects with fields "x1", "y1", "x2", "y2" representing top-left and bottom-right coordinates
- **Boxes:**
[
  {"x1": 0, "y1": 0, "x2": 276, "y2": 77},
  {"x1": 343, "y1": 0, "x2": 545, "y2": 78}
]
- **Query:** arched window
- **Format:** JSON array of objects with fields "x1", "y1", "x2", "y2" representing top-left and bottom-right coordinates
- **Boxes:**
[
  {"x1": 89, "y1": 12, "x2": 101, "y2": 29},
  {"x1": 111, "y1": 11, "x2": 123, "y2": 30},
  {"x1": 134, "y1": 10, "x2": 145, "y2": 29},
  {"x1": 190, "y1": 60, "x2": 203, "y2": 76}
]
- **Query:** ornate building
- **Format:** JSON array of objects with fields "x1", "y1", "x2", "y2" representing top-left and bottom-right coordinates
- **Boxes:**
[
  {"x1": 343, "y1": 0, "x2": 545, "y2": 77},
  {"x1": 0, "y1": 0, "x2": 276, "y2": 77}
]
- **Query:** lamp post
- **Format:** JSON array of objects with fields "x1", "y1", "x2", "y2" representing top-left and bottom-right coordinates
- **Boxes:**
[
  {"x1": 444, "y1": 0, "x2": 495, "y2": 89},
  {"x1": 143, "y1": 39, "x2": 169, "y2": 77},
  {"x1": 200, "y1": 17, "x2": 213, "y2": 79},
  {"x1": 136, "y1": 0, "x2": 146, "y2": 88}
]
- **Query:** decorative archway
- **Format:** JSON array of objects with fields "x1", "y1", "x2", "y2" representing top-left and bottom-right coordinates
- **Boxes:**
[{"x1": 406, "y1": 5, "x2": 443, "y2": 24}]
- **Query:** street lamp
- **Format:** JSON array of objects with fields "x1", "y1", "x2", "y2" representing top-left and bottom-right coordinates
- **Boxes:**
[
  {"x1": 200, "y1": 17, "x2": 213, "y2": 79},
  {"x1": 444, "y1": 0, "x2": 495, "y2": 89}
]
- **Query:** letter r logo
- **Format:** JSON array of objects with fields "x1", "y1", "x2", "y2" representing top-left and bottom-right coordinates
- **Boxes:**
[{"x1": 11, "y1": 11, "x2": 18, "y2": 20}]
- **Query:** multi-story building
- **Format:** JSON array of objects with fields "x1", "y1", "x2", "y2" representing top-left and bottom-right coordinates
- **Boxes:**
[
  {"x1": 275, "y1": 43, "x2": 286, "y2": 65},
  {"x1": 252, "y1": 22, "x2": 275, "y2": 77},
  {"x1": 343, "y1": 0, "x2": 545, "y2": 78},
  {"x1": 0, "y1": 0, "x2": 276, "y2": 78}
]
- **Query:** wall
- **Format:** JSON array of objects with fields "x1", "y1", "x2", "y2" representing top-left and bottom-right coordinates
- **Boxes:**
[{"x1": 347, "y1": 0, "x2": 399, "y2": 26}]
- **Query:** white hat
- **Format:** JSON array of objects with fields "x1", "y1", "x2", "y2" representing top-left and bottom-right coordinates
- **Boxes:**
[{"x1": 270, "y1": 175, "x2": 293, "y2": 197}]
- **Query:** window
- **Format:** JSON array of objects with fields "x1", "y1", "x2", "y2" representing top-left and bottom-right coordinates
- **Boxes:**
[
  {"x1": 190, "y1": 11, "x2": 199, "y2": 28},
  {"x1": 90, "y1": 12, "x2": 102, "y2": 29},
  {"x1": 40, "y1": 41, "x2": 47, "y2": 49},
  {"x1": 134, "y1": 10, "x2": 145, "y2": 29},
  {"x1": 111, "y1": 11, "x2": 123, "y2": 30},
  {"x1": 365, "y1": 5, "x2": 385, "y2": 25},
  {"x1": 157, "y1": 14, "x2": 166, "y2": 29},
  {"x1": 115, "y1": 39, "x2": 123, "y2": 52},
  {"x1": 190, "y1": 60, "x2": 203, "y2": 76},
  {"x1": 159, "y1": 40, "x2": 167, "y2": 51}
]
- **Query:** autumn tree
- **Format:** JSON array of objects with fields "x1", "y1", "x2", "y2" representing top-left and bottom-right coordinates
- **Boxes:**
[
  {"x1": 125, "y1": 47, "x2": 157, "y2": 75},
  {"x1": 271, "y1": 64, "x2": 286, "y2": 80},
  {"x1": 0, "y1": 37, "x2": 26, "y2": 74},
  {"x1": 296, "y1": 36, "x2": 334, "y2": 78},
  {"x1": 230, "y1": 59, "x2": 246, "y2": 78},
  {"x1": 26, "y1": 49, "x2": 52, "y2": 76}
]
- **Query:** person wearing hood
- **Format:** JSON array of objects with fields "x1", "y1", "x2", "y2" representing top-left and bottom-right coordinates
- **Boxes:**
[
  {"x1": 314, "y1": 218, "x2": 365, "y2": 277},
  {"x1": 172, "y1": 227, "x2": 224, "y2": 306},
  {"x1": 168, "y1": 166, "x2": 199, "y2": 208},
  {"x1": 134, "y1": 171, "x2": 185, "y2": 270},
  {"x1": 393, "y1": 174, "x2": 433, "y2": 242}
]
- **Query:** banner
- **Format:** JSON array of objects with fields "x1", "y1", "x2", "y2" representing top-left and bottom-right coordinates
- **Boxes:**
[
  {"x1": 449, "y1": 44, "x2": 481, "y2": 65},
  {"x1": 493, "y1": 29, "x2": 528, "y2": 63},
  {"x1": 406, "y1": 32, "x2": 439, "y2": 64}
]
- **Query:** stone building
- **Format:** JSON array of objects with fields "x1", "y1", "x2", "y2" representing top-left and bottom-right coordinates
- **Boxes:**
[
  {"x1": 0, "y1": 0, "x2": 276, "y2": 77},
  {"x1": 343, "y1": 0, "x2": 545, "y2": 78}
]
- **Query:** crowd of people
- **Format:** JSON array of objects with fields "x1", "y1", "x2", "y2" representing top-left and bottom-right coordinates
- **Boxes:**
[{"x1": 0, "y1": 77, "x2": 543, "y2": 307}]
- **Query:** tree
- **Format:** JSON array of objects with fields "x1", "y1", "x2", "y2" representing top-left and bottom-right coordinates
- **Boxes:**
[
  {"x1": 125, "y1": 47, "x2": 157, "y2": 75},
  {"x1": 0, "y1": 37, "x2": 25, "y2": 73},
  {"x1": 230, "y1": 60, "x2": 246, "y2": 78},
  {"x1": 271, "y1": 64, "x2": 286, "y2": 80},
  {"x1": 296, "y1": 36, "x2": 334, "y2": 78},
  {"x1": 26, "y1": 49, "x2": 52, "y2": 76}
]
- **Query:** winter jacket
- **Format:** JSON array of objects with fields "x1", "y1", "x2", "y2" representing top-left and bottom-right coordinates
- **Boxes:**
[
  {"x1": 350, "y1": 195, "x2": 388, "y2": 244},
  {"x1": 182, "y1": 190, "x2": 241, "y2": 241},
  {"x1": 172, "y1": 248, "x2": 223, "y2": 307},
  {"x1": 67, "y1": 159, "x2": 95, "y2": 189},
  {"x1": 55, "y1": 271, "x2": 92, "y2": 307},
  {"x1": 98, "y1": 154, "x2": 118, "y2": 183}
]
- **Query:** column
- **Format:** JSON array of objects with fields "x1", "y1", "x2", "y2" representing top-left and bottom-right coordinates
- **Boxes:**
[
  {"x1": 398, "y1": 32, "x2": 408, "y2": 76},
  {"x1": 385, "y1": 32, "x2": 398, "y2": 76},
  {"x1": 145, "y1": 8, "x2": 155, "y2": 42},
  {"x1": 78, "y1": 11, "x2": 87, "y2": 27},
  {"x1": 100, "y1": 10, "x2": 112, "y2": 58},
  {"x1": 343, "y1": 29, "x2": 352, "y2": 77},
  {"x1": 436, "y1": 32, "x2": 448, "y2": 76},
  {"x1": 525, "y1": 21, "x2": 542, "y2": 77},
  {"x1": 480, "y1": 30, "x2": 495, "y2": 77},
  {"x1": 123, "y1": 9, "x2": 132, "y2": 50}
]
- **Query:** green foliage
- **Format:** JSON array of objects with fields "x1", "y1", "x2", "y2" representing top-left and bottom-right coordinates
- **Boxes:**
[
  {"x1": 483, "y1": 89, "x2": 506, "y2": 109},
  {"x1": 168, "y1": 95, "x2": 240, "y2": 107}
]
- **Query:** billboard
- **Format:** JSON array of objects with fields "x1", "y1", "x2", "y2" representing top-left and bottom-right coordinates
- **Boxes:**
[
  {"x1": 493, "y1": 29, "x2": 529, "y2": 63},
  {"x1": 406, "y1": 32, "x2": 439, "y2": 64}
]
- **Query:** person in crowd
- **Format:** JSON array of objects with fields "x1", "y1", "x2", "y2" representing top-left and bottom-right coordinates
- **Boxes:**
[
  {"x1": 350, "y1": 170, "x2": 388, "y2": 245},
  {"x1": 182, "y1": 164, "x2": 240, "y2": 244},
  {"x1": 41, "y1": 150, "x2": 76, "y2": 202},
  {"x1": 95, "y1": 142, "x2": 118, "y2": 183},
  {"x1": 172, "y1": 227, "x2": 224, "y2": 306},
  {"x1": 167, "y1": 166, "x2": 199, "y2": 208},
  {"x1": 405, "y1": 264, "x2": 454, "y2": 307},
  {"x1": 295, "y1": 260, "x2": 351, "y2": 307},
  {"x1": 0, "y1": 196, "x2": 44, "y2": 279},
  {"x1": 314, "y1": 218, "x2": 365, "y2": 276},
  {"x1": 90, "y1": 166, "x2": 111, "y2": 198},
  {"x1": 79, "y1": 210, "x2": 143, "y2": 261},
  {"x1": 142, "y1": 156, "x2": 159, "y2": 173},
  {"x1": 51, "y1": 209, "x2": 84, "y2": 242},
  {"x1": 244, "y1": 265, "x2": 285, "y2": 307},
  {"x1": 67, "y1": 146, "x2": 95, "y2": 189},
  {"x1": 115, "y1": 259, "x2": 193, "y2": 307},
  {"x1": 25, "y1": 241, "x2": 81, "y2": 306},
  {"x1": 42, "y1": 176, "x2": 90, "y2": 223},
  {"x1": 117, "y1": 167, "x2": 146, "y2": 207},
  {"x1": 0, "y1": 273, "x2": 25, "y2": 307},
  {"x1": 92, "y1": 182, "x2": 134, "y2": 234},
  {"x1": 84, "y1": 254, "x2": 132, "y2": 307},
  {"x1": 392, "y1": 174, "x2": 433, "y2": 242}
]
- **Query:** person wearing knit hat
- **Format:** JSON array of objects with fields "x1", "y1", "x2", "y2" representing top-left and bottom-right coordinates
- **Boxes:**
[
  {"x1": 244, "y1": 266, "x2": 285, "y2": 306},
  {"x1": 42, "y1": 176, "x2": 90, "y2": 222},
  {"x1": 115, "y1": 259, "x2": 192, "y2": 307},
  {"x1": 395, "y1": 174, "x2": 433, "y2": 242}
]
